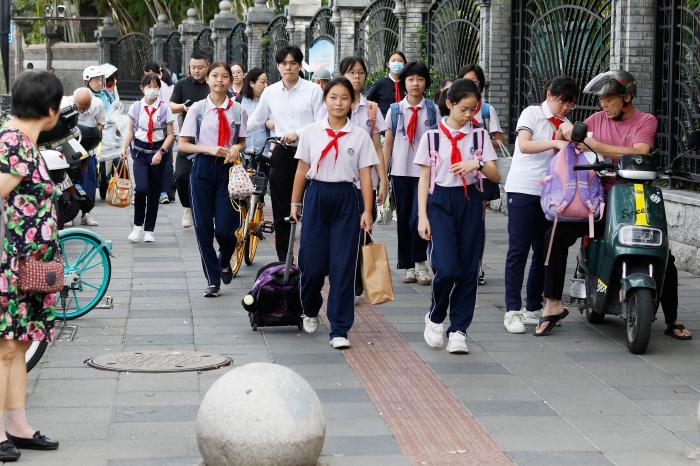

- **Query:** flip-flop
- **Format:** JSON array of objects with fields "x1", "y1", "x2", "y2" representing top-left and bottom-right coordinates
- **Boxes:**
[
  {"x1": 664, "y1": 324, "x2": 692, "y2": 341},
  {"x1": 534, "y1": 308, "x2": 570, "y2": 337}
]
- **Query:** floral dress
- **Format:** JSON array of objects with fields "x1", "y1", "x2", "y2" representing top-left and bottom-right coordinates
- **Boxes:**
[{"x1": 0, "y1": 128, "x2": 58, "y2": 341}]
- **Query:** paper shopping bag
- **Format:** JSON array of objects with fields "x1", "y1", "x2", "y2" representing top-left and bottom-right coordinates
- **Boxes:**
[{"x1": 361, "y1": 233, "x2": 394, "y2": 305}]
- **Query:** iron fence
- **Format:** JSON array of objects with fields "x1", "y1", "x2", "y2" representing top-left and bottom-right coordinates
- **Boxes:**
[
  {"x1": 262, "y1": 15, "x2": 290, "y2": 83},
  {"x1": 227, "y1": 22, "x2": 248, "y2": 69},
  {"x1": 112, "y1": 33, "x2": 152, "y2": 101},
  {"x1": 427, "y1": 0, "x2": 480, "y2": 79},
  {"x1": 356, "y1": 0, "x2": 399, "y2": 75}
]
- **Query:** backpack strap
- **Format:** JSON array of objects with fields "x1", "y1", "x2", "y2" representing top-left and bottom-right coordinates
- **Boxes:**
[
  {"x1": 131, "y1": 101, "x2": 140, "y2": 129},
  {"x1": 426, "y1": 100, "x2": 438, "y2": 129},
  {"x1": 558, "y1": 144, "x2": 578, "y2": 213},
  {"x1": 390, "y1": 102, "x2": 402, "y2": 135},
  {"x1": 428, "y1": 130, "x2": 440, "y2": 195},
  {"x1": 133, "y1": 100, "x2": 169, "y2": 132},
  {"x1": 481, "y1": 102, "x2": 491, "y2": 133},
  {"x1": 472, "y1": 128, "x2": 486, "y2": 192},
  {"x1": 575, "y1": 151, "x2": 597, "y2": 239}
]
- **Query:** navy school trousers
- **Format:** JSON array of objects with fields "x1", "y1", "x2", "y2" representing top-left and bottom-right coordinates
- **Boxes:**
[
  {"x1": 391, "y1": 175, "x2": 429, "y2": 269},
  {"x1": 299, "y1": 181, "x2": 361, "y2": 339},
  {"x1": 131, "y1": 139, "x2": 166, "y2": 232},
  {"x1": 189, "y1": 154, "x2": 240, "y2": 287},
  {"x1": 427, "y1": 185, "x2": 483, "y2": 334}
]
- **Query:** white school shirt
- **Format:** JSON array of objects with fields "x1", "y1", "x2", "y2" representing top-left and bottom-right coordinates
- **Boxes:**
[
  {"x1": 414, "y1": 118, "x2": 497, "y2": 188},
  {"x1": 473, "y1": 103, "x2": 503, "y2": 135},
  {"x1": 351, "y1": 95, "x2": 386, "y2": 190},
  {"x1": 505, "y1": 101, "x2": 569, "y2": 196},
  {"x1": 385, "y1": 97, "x2": 435, "y2": 177},
  {"x1": 128, "y1": 98, "x2": 175, "y2": 143},
  {"x1": 246, "y1": 79, "x2": 324, "y2": 142},
  {"x1": 180, "y1": 96, "x2": 247, "y2": 148},
  {"x1": 61, "y1": 95, "x2": 106, "y2": 128},
  {"x1": 295, "y1": 118, "x2": 378, "y2": 183}
]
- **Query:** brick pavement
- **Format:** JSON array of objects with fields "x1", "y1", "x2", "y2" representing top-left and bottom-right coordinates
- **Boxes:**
[{"x1": 20, "y1": 200, "x2": 700, "y2": 465}]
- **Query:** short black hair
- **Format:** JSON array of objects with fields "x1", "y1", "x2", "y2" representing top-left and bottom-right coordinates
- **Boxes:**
[
  {"x1": 190, "y1": 50, "x2": 211, "y2": 63},
  {"x1": 386, "y1": 51, "x2": 407, "y2": 63},
  {"x1": 230, "y1": 62, "x2": 247, "y2": 74},
  {"x1": 240, "y1": 68, "x2": 266, "y2": 100},
  {"x1": 143, "y1": 61, "x2": 161, "y2": 75},
  {"x1": 446, "y1": 78, "x2": 481, "y2": 105},
  {"x1": 275, "y1": 45, "x2": 304, "y2": 65},
  {"x1": 160, "y1": 67, "x2": 173, "y2": 86},
  {"x1": 435, "y1": 78, "x2": 455, "y2": 117},
  {"x1": 141, "y1": 73, "x2": 161, "y2": 88},
  {"x1": 546, "y1": 75, "x2": 579, "y2": 103},
  {"x1": 457, "y1": 64, "x2": 486, "y2": 92},
  {"x1": 323, "y1": 77, "x2": 356, "y2": 102},
  {"x1": 338, "y1": 56, "x2": 368, "y2": 77},
  {"x1": 11, "y1": 71, "x2": 63, "y2": 119},
  {"x1": 399, "y1": 62, "x2": 431, "y2": 94},
  {"x1": 207, "y1": 62, "x2": 232, "y2": 79}
]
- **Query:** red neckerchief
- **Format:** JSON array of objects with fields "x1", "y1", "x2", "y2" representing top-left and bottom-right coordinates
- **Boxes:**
[
  {"x1": 215, "y1": 99, "x2": 234, "y2": 147},
  {"x1": 548, "y1": 117, "x2": 563, "y2": 140},
  {"x1": 406, "y1": 106, "x2": 420, "y2": 146},
  {"x1": 144, "y1": 102, "x2": 159, "y2": 144},
  {"x1": 439, "y1": 121, "x2": 469, "y2": 197},
  {"x1": 394, "y1": 80, "x2": 401, "y2": 103},
  {"x1": 317, "y1": 128, "x2": 348, "y2": 171}
]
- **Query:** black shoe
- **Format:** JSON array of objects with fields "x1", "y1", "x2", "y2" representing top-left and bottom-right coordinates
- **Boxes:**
[
  {"x1": 203, "y1": 285, "x2": 221, "y2": 298},
  {"x1": 8, "y1": 430, "x2": 59, "y2": 451},
  {"x1": 0, "y1": 439, "x2": 20, "y2": 460},
  {"x1": 220, "y1": 268, "x2": 233, "y2": 285}
]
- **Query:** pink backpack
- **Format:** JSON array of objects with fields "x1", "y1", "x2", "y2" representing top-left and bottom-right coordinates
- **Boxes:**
[
  {"x1": 541, "y1": 144, "x2": 605, "y2": 264},
  {"x1": 427, "y1": 127, "x2": 486, "y2": 196}
]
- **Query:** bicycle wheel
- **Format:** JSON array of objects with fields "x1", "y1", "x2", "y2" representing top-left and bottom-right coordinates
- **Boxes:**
[
  {"x1": 231, "y1": 204, "x2": 247, "y2": 276},
  {"x1": 59, "y1": 231, "x2": 112, "y2": 319},
  {"x1": 25, "y1": 341, "x2": 48, "y2": 372},
  {"x1": 244, "y1": 204, "x2": 264, "y2": 265}
]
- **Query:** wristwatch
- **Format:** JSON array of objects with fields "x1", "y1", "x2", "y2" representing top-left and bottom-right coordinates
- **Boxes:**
[{"x1": 477, "y1": 159, "x2": 486, "y2": 171}]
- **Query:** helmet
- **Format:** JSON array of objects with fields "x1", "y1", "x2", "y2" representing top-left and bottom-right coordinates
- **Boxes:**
[
  {"x1": 583, "y1": 70, "x2": 637, "y2": 98},
  {"x1": 100, "y1": 63, "x2": 118, "y2": 79},
  {"x1": 83, "y1": 65, "x2": 104, "y2": 81}
]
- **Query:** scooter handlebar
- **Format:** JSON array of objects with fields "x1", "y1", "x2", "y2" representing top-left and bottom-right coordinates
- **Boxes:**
[{"x1": 574, "y1": 162, "x2": 615, "y2": 171}]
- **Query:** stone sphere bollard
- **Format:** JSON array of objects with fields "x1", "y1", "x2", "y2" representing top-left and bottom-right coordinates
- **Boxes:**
[{"x1": 197, "y1": 362, "x2": 326, "y2": 466}]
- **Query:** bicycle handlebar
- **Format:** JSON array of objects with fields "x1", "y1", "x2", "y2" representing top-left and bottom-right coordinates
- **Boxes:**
[{"x1": 241, "y1": 137, "x2": 290, "y2": 160}]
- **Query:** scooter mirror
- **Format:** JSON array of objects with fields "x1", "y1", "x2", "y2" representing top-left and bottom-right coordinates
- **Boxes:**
[
  {"x1": 687, "y1": 130, "x2": 700, "y2": 151},
  {"x1": 571, "y1": 122, "x2": 588, "y2": 143}
]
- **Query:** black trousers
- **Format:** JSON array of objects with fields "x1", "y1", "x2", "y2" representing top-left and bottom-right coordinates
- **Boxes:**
[
  {"x1": 269, "y1": 144, "x2": 298, "y2": 261},
  {"x1": 175, "y1": 152, "x2": 193, "y2": 208},
  {"x1": 132, "y1": 141, "x2": 166, "y2": 232},
  {"x1": 543, "y1": 222, "x2": 678, "y2": 326}
]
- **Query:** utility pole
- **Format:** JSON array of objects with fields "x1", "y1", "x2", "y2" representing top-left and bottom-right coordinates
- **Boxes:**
[{"x1": 0, "y1": 0, "x2": 10, "y2": 92}]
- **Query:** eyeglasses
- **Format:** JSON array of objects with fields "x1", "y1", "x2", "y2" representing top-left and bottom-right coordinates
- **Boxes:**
[
  {"x1": 232, "y1": 71, "x2": 244, "y2": 76},
  {"x1": 553, "y1": 98, "x2": 576, "y2": 109}
]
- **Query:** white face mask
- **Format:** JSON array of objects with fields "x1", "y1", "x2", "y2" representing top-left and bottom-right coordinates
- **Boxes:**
[{"x1": 144, "y1": 88, "x2": 159, "y2": 100}]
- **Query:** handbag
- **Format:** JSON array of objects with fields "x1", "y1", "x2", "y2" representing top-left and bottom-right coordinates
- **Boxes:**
[
  {"x1": 495, "y1": 140, "x2": 512, "y2": 185},
  {"x1": 228, "y1": 160, "x2": 255, "y2": 200},
  {"x1": 106, "y1": 161, "x2": 132, "y2": 208},
  {"x1": 18, "y1": 255, "x2": 64, "y2": 293},
  {"x1": 360, "y1": 232, "x2": 394, "y2": 305}
]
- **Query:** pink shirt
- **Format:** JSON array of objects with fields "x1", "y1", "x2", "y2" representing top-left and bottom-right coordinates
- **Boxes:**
[
  {"x1": 414, "y1": 118, "x2": 497, "y2": 188},
  {"x1": 351, "y1": 95, "x2": 386, "y2": 190},
  {"x1": 180, "y1": 96, "x2": 247, "y2": 147},
  {"x1": 385, "y1": 97, "x2": 436, "y2": 177},
  {"x1": 295, "y1": 118, "x2": 378, "y2": 183}
]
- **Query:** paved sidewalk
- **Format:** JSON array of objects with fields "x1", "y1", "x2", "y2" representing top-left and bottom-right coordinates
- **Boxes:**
[{"x1": 19, "y1": 199, "x2": 700, "y2": 465}]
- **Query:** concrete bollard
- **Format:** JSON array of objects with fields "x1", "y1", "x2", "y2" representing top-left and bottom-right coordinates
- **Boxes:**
[{"x1": 197, "y1": 362, "x2": 326, "y2": 466}]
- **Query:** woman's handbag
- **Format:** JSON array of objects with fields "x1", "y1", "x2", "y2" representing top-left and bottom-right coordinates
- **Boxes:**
[
  {"x1": 18, "y1": 255, "x2": 64, "y2": 293},
  {"x1": 228, "y1": 161, "x2": 255, "y2": 200},
  {"x1": 360, "y1": 232, "x2": 394, "y2": 305},
  {"x1": 106, "y1": 161, "x2": 132, "y2": 208}
]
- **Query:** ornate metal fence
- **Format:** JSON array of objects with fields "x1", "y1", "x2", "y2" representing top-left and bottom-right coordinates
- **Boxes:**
[
  {"x1": 163, "y1": 31, "x2": 182, "y2": 77},
  {"x1": 112, "y1": 33, "x2": 153, "y2": 101},
  {"x1": 510, "y1": 0, "x2": 612, "y2": 141},
  {"x1": 193, "y1": 28, "x2": 214, "y2": 62},
  {"x1": 227, "y1": 22, "x2": 248, "y2": 69},
  {"x1": 356, "y1": 0, "x2": 399, "y2": 74},
  {"x1": 306, "y1": 8, "x2": 335, "y2": 69},
  {"x1": 427, "y1": 0, "x2": 480, "y2": 79},
  {"x1": 262, "y1": 15, "x2": 290, "y2": 83},
  {"x1": 655, "y1": 0, "x2": 700, "y2": 181}
]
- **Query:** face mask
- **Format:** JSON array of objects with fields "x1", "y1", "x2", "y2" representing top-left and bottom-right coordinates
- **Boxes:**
[
  {"x1": 144, "y1": 89, "x2": 159, "y2": 100},
  {"x1": 389, "y1": 61, "x2": 405, "y2": 74}
]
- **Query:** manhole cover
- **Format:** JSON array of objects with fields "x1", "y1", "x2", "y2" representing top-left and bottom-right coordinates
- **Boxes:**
[{"x1": 86, "y1": 351, "x2": 232, "y2": 373}]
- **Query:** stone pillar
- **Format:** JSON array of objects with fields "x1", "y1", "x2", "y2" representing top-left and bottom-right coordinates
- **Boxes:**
[
  {"x1": 394, "y1": 0, "x2": 407, "y2": 56},
  {"x1": 245, "y1": 0, "x2": 275, "y2": 69},
  {"x1": 333, "y1": 0, "x2": 366, "y2": 66},
  {"x1": 477, "y1": 0, "x2": 491, "y2": 75},
  {"x1": 401, "y1": 0, "x2": 430, "y2": 62},
  {"x1": 95, "y1": 16, "x2": 119, "y2": 64},
  {"x1": 286, "y1": 0, "x2": 322, "y2": 53},
  {"x1": 179, "y1": 8, "x2": 205, "y2": 73},
  {"x1": 150, "y1": 14, "x2": 172, "y2": 64},
  {"x1": 482, "y1": 0, "x2": 511, "y2": 138},
  {"x1": 211, "y1": 0, "x2": 237, "y2": 63},
  {"x1": 610, "y1": 0, "x2": 655, "y2": 113}
]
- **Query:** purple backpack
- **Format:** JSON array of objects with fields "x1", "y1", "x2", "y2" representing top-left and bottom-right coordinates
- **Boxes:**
[{"x1": 541, "y1": 144, "x2": 605, "y2": 264}]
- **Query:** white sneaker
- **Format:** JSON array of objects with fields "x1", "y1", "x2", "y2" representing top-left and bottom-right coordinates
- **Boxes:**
[
  {"x1": 423, "y1": 313, "x2": 444, "y2": 349},
  {"x1": 330, "y1": 337, "x2": 351, "y2": 349},
  {"x1": 63, "y1": 220, "x2": 73, "y2": 227},
  {"x1": 182, "y1": 208, "x2": 193, "y2": 228},
  {"x1": 302, "y1": 315, "x2": 319, "y2": 334},
  {"x1": 416, "y1": 267, "x2": 432, "y2": 286},
  {"x1": 128, "y1": 225, "x2": 144, "y2": 242},
  {"x1": 81, "y1": 213, "x2": 99, "y2": 226},
  {"x1": 504, "y1": 310, "x2": 526, "y2": 334},
  {"x1": 524, "y1": 309, "x2": 543, "y2": 326},
  {"x1": 403, "y1": 268, "x2": 417, "y2": 283},
  {"x1": 143, "y1": 231, "x2": 155, "y2": 243},
  {"x1": 446, "y1": 331, "x2": 469, "y2": 354}
]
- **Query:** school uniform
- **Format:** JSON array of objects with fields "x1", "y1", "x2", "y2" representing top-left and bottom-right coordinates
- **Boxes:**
[
  {"x1": 414, "y1": 118, "x2": 497, "y2": 334},
  {"x1": 180, "y1": 96, "x2": 247, "y2": 288},
  {"x1": 367, "y1": 75, "x2": 405, "y2": 117},
  {"x1": 128, "y1": 98, "x2": 175, "y2": 232},
  {"x1": 385, "y1": 97, "x2": 437, "y2": 269},
  {"x1": 473, "y1": 103, "x2": 503, "y2": 201},
  {"x1": 295, "y1": 118, "x2": 378, "y2": 339},
  {"x1": 503, "y1": 102, "x2": 565, "y2": 312}
]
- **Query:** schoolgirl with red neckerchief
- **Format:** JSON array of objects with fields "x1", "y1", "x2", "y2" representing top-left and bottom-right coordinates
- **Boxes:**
[
  {"x1": 415, "y1": 79, "x2": 499, "y2": 354},
  {"x1": 120, "y1": 73, "x2": 176, "y2": 244}
]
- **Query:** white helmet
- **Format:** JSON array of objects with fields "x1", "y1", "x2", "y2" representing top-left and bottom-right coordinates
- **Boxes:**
[
  {"x1": 100, "y1": 63, "x2": 118, "y2": 79},
  {"x1": 83, "y1": 65, "x2": 104, "y2": 81}
]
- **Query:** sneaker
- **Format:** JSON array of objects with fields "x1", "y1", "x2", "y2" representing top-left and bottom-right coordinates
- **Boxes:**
[
  {"x1": 220, "y1": 267, "x2": 233, "y2": 285},
  {"x1": 302, "y1": 315, "x2": 319, "y2": 333},
  {"x1": 446, "y1": 331, "x2": 469, "y2": 354},
  {"x1": 182, "y1": 208, "x2": 193, "y2": 228},
  {"x1": 128, "y1": 225, "x2": 144, "y2": 242},
  {"x1": 63, "y1": 220, "x2": 73, "y2": 227},
  {"x1": 504, "y1": 310, "x2": 526, "y2": 334},
  {"x1": 203, "y1": 285, "x2": 220, "y2": 298},
  {"x1": 81, "y1": 213, "x2": 99, "y2": 226},
  {"x1": 416, "y1": 267, "x2": 432, "y2": 286},
  {"x1": 143, "y1": 231, "x2": 155, "y2": 243},
  {"x1": 159, "y1": 193, "x2": 170, "y2": 204},
  {"x1": 330, "y1": 337, "x2": 351, "y2": 349},
  {"x1": 403, "y1": 268, "x2": 417, "y2": 283},
  {"x1": 478, "y1": 268, "x2": 486, "y2": 285},
  {"x1": 423, "y1": 313, "x2": 444, "y2": 349},
  {"x1": 524, "y1": 309, "x2": 543, "y2": 326}
]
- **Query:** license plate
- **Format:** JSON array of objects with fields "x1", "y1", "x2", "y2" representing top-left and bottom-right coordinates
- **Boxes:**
[{"x1": 57, "y1": 177, "x2": 73, "y2": 192}]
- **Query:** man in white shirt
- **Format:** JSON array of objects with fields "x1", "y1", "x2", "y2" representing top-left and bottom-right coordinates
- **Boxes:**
[{"x1": 247, "y1": 45, "x2": 324, "y2": 261}]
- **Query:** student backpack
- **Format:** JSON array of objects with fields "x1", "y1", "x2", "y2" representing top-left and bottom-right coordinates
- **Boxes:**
[
  {"x1": 541, "y1": 144, "x2": 605, "y2": 264},
  {"x1": 389, "y1": 100, "x2": 439, "y2": 136},
  {"x1": 426, "y1": 125, "x2": 486, "y2": 195},
  {"x1": 131, "y1": 101, "x2": 169, "y2": 135}
]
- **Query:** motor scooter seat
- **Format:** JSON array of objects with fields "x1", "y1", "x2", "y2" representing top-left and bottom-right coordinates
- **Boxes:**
[{"x1": 617, "y1": 154, "x2": 657, "y2": 181}]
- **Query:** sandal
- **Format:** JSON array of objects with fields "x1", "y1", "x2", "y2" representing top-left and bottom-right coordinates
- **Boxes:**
[
  {"x1": 534, "y1": 308, "x2": 569, "y2": 337},
  {"x1": 664, "y1": 324, "x2": 692, "y2": 341}
]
